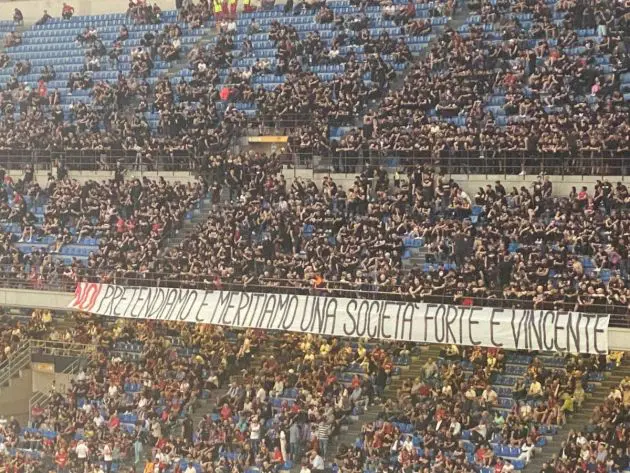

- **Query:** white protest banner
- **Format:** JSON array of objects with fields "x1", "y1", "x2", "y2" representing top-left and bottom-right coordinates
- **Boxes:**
[{"x1": 69, "y1": 283, "x2": 610, "y2": 354}]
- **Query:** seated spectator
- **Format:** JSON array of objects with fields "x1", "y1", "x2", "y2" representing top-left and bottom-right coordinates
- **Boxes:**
[
  {"x1": 76, "y1": 26, "x2": 99, "y2": 44},
  {"x1": 35, "y1": 10, "x2": 53, "y2": 26},
  {"x1": 61, "y1": 2, "x2": 75, "y2": 19},
  {"x1": 14, "y1": 60, "x2": 30, "y2": 76},
  {"x1": 407, "y1": 18, "x2": 432, "y2": 35},
  {"x1": 85, "y1": 55, "x2": 101, "y2": 71},
  {"x1": 39, "y1": 65, "x2": 56, "y2": 82},
  {"x1": 4, "y1": 31, "x2": 21, "y2": 48},
  {"x1": 247, "y1": 18, "x2": 261, "y2": 34},
  {"x1": 109, "y1": 41, "x2": 124, "y2": 65},
  {"x1": 116, "y1": 25, "x2": 129, "y2": 42},
  {"x1": 316, "y1": 5, "x2": 334, "y2": 23}
]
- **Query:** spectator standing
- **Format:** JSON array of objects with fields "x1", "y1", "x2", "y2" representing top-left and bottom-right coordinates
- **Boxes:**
[
  {"x1": 317, "y1": 420, "x2": 330, "y2": 458},
  {"x1": 289, "y1": 421, "x2": 301, "y2": 462},
  {"x1": 280, "y1": 427, "x2": 288, "y2": 465},
  {"x1": 75, "y1": 440, "x2": 89, "y2": 468},
  {"x1": 134, "y1": 437, "x2": 144, "y2": 471},
  {"x1": 13, "y1": 8, "x2": 23, "y2": 24},
  {"x1": 55, "y1": 448, "x2": 68, "y2": 473},
  {"x1": 35, "y1": 10, "x2": 52, "y2": 26},
  {"x1": 213, "y1": 0, "x2": 222, "y2": 19},
  {"x1": 103, "y1": 443, "x2": 113, "y2": 473},
  {"x1": 250, "y1": 416, "x2": 262, "y2": 455}
]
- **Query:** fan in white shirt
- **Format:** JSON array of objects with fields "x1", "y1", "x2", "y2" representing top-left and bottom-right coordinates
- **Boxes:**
[
  {"x1": 138, "y1": 396, "x2": 149, "y2": 409},
  {"x1": 93, "y1": 413, "x2": 105, "y2": 428},
  {"x1": 103, "y1": 444, "x2": 113, "y2": 463},
  {"x1": 450, "y1": 420, "x2": 461, "y2": 437},
  {"x1": 256, "y1": 386, "x2": 267, "y2": 403},
  {"x1": 311, "y1": 453, "x2": 325, "y2": 470},
  {"x1": 75, "y1": 440, "x2": 89, "y2": 460},
  {"x1": 271, "y1": 379, "x2": 285, "y2": 397},
  {"x1": 481, "y1": 387, "x2": 498, "y2": 406},
  {"x1": 156, "y1": 451, "x2": 170, "y2": 466}
]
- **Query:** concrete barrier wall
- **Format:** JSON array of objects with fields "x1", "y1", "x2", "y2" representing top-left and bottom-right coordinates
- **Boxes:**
[
  {"x1": 32, "y1": 369, "x2": 74, "y2": 394},
  {"x1": 0, "y1": 0, "x2": 287, "y2": 29},
  {"x1": 0, "y1": 0, "x2": 175, "y2": 26},
  {"x1": 6, "y1": 168, "x2": 623, "y2": 195},
  {"x1": 0, "y1": 368, "x2": 32, "y2": 422},
  {"x1": 6, "y1": 169, "x2": 197, "y2": 184},
  {"x1": 289, "y1": 169, "x2": 625, "y2": 198}
]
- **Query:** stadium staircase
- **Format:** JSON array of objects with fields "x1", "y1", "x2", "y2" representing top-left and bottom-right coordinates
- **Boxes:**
[
  {"x1": 524, "y1": 357, "x2": 630, "y2": 472},
  {"x1": 190, "y1": 339, "x2": 269, "y2": 434},
  {"x1": 401, "y1": 243, "x2": 428, "y2": 271},
  {"x1": 358, "y1": 1, "x2": 470, "y2": 124},
  {"x1": 167, "y1": 21, "x2": 219, "y2": 77},
  {"x1": 324, "y1": 345, "x2": 441, "y2": 466},
  {"x1": 0, "y1": 342, "x2": 32, "y2": 394},
  {"x1": 161, "y1": 192, "x2": 215, "y2": 248}
]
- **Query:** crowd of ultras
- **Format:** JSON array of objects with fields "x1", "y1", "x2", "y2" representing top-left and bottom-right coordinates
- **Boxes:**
[{"x1": 4, "y1": 164, "x2": 630, "y2": 317}]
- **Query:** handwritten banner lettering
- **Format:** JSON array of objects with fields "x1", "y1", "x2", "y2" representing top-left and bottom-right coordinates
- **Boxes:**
[{"x1": 70, "y1": 283, "x2": 609, "y2": 354}]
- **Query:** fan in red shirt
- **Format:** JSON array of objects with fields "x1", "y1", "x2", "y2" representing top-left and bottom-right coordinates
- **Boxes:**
[
  {"x1": 61, "y1": 2, "x2": 74, "y2": 19},
  {"x1": 37, "y1": 79, "x2": 47, "y2": 99},
  {"x1": 220, "y1": 402, "x2": 232, "y2": 420},
  {"x1": 108, "y1": 413, "x2": 121, "y2": 430},
  {"x1": 55, "y1": 448, "x2": 68, "y2": 471}
]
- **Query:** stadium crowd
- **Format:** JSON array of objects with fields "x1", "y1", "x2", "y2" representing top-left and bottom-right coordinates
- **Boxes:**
[
  {"x1": 0, "y1": 3, "x2": 248, "y2": 172},
  {"x1": 283, "y1": 0, "x2": 630, "y2": 176},
  {"x1": 335, "y1": 347, "x2": 617, "y2": 473},
  {"x1": 3, "y1": 163, "x2": 630, "y2": 315},
  {"x1": 0, "y1": 0, "x2": 626, "y2": 176},
  {"x1": 0, "y1": 310, "x2": 414, "y2": 473},
  {"x1": 0, "y1": 306, "x2": 624, "y2": 473},
  {"x1": 544, "y1": 366, "x2": 630, "y2": 473},
  {"x1": 1, "y1": 0, "x2": 630, "y2": 472},
  {"x1": 0, "y1": 309, "x2": 55, "y2": 365}
]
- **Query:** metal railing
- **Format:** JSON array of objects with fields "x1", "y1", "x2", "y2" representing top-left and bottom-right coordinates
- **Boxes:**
[
  {"x1": 28, "y1": 345, "x2": 93, "y2": 422},
  {"x1": 290, "y1": 149, "x2": 630, "y2": 178},
  {"x1": 29, "y1": 339, "x2": 97, "y2": 358},
  {"x1": 0, "y1": 341, "x2": 33, "y2": 390},
  {"x1": 1, "y1": 147, "x2": 629, "y2": 179},
  {"x1": 245, "y1": 113, "x2": 326, "y2": 137},
  {"x1": 28, "y1": 391, "x2": 51, "y2": 420},
  {"x1": 0, "y1": 149, "x2": 200, "y2": 173}
]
